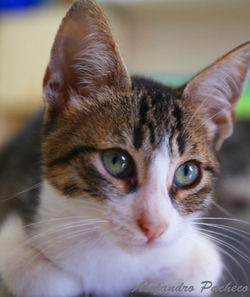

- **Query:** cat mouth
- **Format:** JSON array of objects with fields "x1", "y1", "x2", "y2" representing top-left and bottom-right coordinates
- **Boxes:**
[
  {"x1": 117, "y1": 242, "x2": 149, "y2": 254},
  {"x1": 116, "y1": 238, "x2": 162, "y2": 253}
]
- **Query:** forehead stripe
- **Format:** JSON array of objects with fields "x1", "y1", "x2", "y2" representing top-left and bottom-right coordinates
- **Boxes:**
[
  {"x1": 133, "y1": 126, "x2": 143, "y2": 149},
  {"x1": 139, "y1": 95, "x2": 149, "y2": 124},
  {"x1": 47, "y1": 146, "x2": 97, "y2": 167},
  {"x1": 173, "y1": 103, "x2": 183, "y2": 131},
  {"x1": 133, "y1": 94, "x2": 150, "y2": 149},
  {"x1": 168, "y1": 125, "x2": 175, "y2": 153},
  {"x1": 176, "y1": 134, "x2": 186, "y2": 155}
]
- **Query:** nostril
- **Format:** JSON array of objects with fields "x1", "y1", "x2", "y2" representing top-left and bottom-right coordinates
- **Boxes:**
[{"x1": 138, "y1": 220, "x2": 151, "y2": 236}]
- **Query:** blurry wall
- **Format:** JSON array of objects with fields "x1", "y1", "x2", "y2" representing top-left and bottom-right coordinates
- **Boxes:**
[
  {"x1": 0, "y1": 0, "x2": 250, "y2": 145},
  {"x1": 121, "y1": 1, "x2": 250, "y2": 74}
]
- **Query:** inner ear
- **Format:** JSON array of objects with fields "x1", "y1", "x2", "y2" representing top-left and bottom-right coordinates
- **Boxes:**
[
  {"x1": 43, "y1": 0, "x2": 131, "y2": 111},
  {"x1": 183, "y1": 42, "x2": 250, "y2": 150}
]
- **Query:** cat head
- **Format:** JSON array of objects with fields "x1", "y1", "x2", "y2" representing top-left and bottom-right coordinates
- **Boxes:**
[{"x1": 42, "y1": 0, "x2": 250, "y2": 250}]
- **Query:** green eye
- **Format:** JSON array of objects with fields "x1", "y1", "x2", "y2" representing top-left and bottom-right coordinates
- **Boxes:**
[
  {"x1": 174, "y1": 162, "x2": 200, "y2": 188},
  {"x1": 102, "y1": 149, "x2": 133, "y2": 178}
]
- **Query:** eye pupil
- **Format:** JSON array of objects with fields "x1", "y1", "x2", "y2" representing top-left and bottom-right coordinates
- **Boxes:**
[
  {"x1": 112, "y1": 155, "x2": 118, "y2": 165},
  {"x1": 184, "y1": 165, "x2": 189, "y2": 176}
]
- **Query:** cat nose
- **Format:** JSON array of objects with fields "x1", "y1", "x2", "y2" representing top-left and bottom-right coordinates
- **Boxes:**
[{"x1": 137, "y1": 217, "x2": 168, "y2": 242}]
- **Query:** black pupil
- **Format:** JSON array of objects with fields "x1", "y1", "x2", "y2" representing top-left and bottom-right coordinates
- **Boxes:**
[
  {"x1": 112, "y1": 155, "x2": 119, "y2": 165},
  {"x1": 184, "y1": 165, "x2": 190, "y2": 176}
]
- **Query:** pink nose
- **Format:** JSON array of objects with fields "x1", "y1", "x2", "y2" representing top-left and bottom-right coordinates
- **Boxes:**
[{"x1": 138, "y1": 217, "x2": 168, "y2": 242}]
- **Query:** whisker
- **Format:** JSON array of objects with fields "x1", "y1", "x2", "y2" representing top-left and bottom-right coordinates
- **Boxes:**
[
  {"x1": 8, "y1": 219, "x2": 107, "y2": 268},
  {"x1": 23, "y1": 216, "x2": 107, "y2": 230},
  {"x1": 196, "y1": 228, "x2": 250, "y2": 263},
  {"x1": 184, "y1": 231, "x2": 240, "y2": 288},
  {"x1": 192, "y1": 217, "x2": 250, "y2": 226},
  {"x1": 195, "y1": 227, "x2": 249, "y2": 254},
  {"x1": 219, "y1": 251, "x2": 239, "y2": 286},
  {"x1": 210, "y1": 200, "x2": 233, "y2": 218},
  {"x1": 9, "y1": 219, "x2": 106, "y2": 259},
  {"x1": 197, "y1": 230, "x2": 249, "y2": 293},
  {"x1": 38, "y1": 227, "x2": 100, "y2": 252},
  {"x1": 218, "y1": 246, "x2": 249, "y2": 285},
  {"x1": 27, "y1": 227, "x2": 101, "y2": 266},
  {"x1": 0, "y1": 182, "x2": 42, "y2": 202},
  {"x1": 193, "y1": 222, "x2": 250, "y2": 239}
]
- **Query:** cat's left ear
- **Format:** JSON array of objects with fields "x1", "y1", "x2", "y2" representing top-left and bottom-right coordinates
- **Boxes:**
[{"x1": 183, "y1": 42, "x2": 250, "y2": 150}]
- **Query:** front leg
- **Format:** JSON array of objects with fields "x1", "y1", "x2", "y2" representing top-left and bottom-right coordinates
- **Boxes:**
[{"x1": 0, "y1": 216, "x2": 83, "y2": 297}]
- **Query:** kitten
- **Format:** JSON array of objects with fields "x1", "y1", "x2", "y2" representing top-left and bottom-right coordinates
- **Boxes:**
[{"x1": 0, "y1": 0, "x2": 249, "y2": 297}]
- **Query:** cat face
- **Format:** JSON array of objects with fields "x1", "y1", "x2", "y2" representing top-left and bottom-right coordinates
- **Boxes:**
[
  {"x1": 42, "y1": 0, "x2": 250, "y2": 251},
  {"x1": 42, "y1": 78, "x2": 218, "y2": 249}
]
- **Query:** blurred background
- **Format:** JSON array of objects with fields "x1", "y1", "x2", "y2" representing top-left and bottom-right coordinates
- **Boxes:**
[
  {"x1": 0, "y1": 1, "x2": 249, "y2": 210},
  {"x1": 0, "y1": 1, "x2": 249, "y2": 295}
]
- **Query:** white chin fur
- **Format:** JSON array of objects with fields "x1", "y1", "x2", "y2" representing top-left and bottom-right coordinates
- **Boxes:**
[{"x1": 0, "y1": 180, "x2": 222, "y2": 297}]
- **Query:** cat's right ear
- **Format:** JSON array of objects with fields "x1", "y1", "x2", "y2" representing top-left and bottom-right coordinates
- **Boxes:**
[
  {"x1": 43, "y1": 0, "x2": 131, "y2": 112},
  {"x1": 183, "y1": 42, "x2": 250, "y2": 150}
]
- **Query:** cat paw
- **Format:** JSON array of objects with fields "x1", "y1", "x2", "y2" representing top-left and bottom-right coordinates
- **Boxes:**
[{"x1": 145, "y1": 233, "x2": 223, "y2": 296}]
